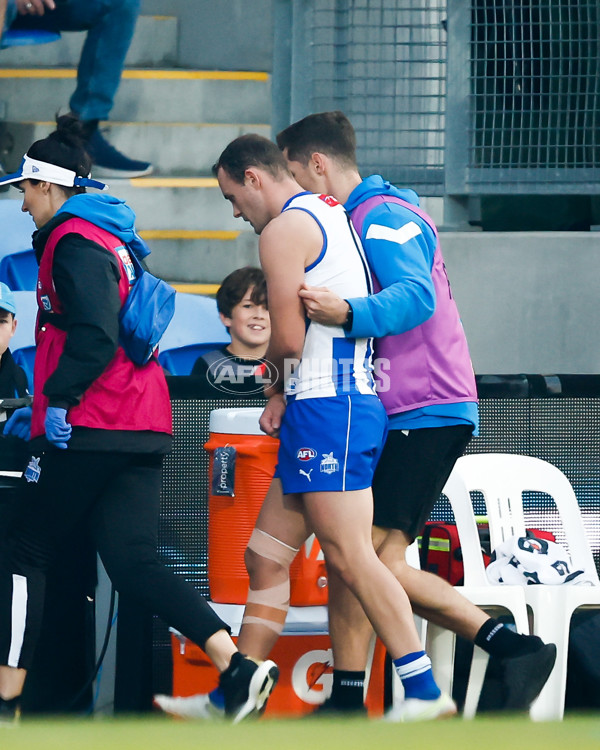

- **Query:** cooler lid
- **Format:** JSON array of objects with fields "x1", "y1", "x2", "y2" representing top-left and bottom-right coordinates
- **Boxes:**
[{"x1": 209, "y1": 407, "x2": 264, "y2": 435}]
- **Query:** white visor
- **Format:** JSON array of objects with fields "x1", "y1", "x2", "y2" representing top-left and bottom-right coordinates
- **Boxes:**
[{"x1": 0, "y1": 155, "x2": 108, "y2": 191}]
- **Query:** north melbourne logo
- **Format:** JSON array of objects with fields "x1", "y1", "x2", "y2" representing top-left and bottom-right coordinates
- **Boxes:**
[
  {"x1": 320, "y1": 452, "x2": 339, "y2": 475},
  {"x1": 24, "y1": 456, "x2": 41, "y2": 483}
]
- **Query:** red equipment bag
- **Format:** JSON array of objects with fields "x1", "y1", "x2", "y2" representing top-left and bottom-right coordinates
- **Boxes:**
[{"x1": 418, "y1": 522, "x2": 555, "y2": 585}]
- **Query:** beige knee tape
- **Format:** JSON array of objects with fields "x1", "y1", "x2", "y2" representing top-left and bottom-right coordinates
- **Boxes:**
[
  {"x1": 242, "y1": 581, "x2": 291, "y2": 634},
  {"x1": 243, "y1": 529, "x2": 298, "y2": 634},
  {"x1": 246, "y1": 528, "x2": 299, "y2": 567}
]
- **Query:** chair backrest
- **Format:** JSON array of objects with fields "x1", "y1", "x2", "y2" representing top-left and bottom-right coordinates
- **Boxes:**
[
  {"x1": 454, "y1": 453, "x2": 600, "y2": 583},
  {"x1": 158, "y1": 342, "x2": 227, "y2": 376},
  {"x1": 0, "y1": 248, "x2": 38, "y2": 291},
  {"x1": 0, "y1": 201, "x2": 35, "y2": 258},
  {"x1": 405, "y1": 538, "x2": 421, "y2": 570},
  {"x1": 440, "y1": 467, "x2": 491, "y2": 587},
  {"x1": 1, "y1": 28, "x2": 61, "y2": 49},
  {"x1": 12, "y1": 345, "x2": 35, "y2": 393},
  {"x1": 159, "y1": 292, "x2": 229, "y2": 352},
  {"x1": 11, "y1": 290, "x2": 37, "y2": 351}
]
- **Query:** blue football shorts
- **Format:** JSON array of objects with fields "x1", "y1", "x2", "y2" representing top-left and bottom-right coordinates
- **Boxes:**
[{"x1": 274, "y1": 393, "x2": 387, "y2": 494}]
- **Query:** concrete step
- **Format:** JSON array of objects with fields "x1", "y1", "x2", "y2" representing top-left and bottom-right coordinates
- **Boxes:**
[
  {"x1": 106, "y1": 178, "x2": 238, "y2": 231},
  {"x1": 3, "y1": 121, "x2": 271, "y2": 176},
  {"x1": 0, "y1": 69, "x2": 271, "y2": 123},
  {"x1": 0, "y1": 15, "x2": 178, "y2": 68},
  {"x1": 0, "y1": 179, "x2": 242, "y2": 232},
  {"x1": 142, "y1": 231, "x2": 259, "y2": 284}
]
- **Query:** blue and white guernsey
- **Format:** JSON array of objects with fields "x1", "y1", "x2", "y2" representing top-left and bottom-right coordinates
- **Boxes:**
[{"x1": 282, "y1": 191, "x2": 376, "y2": 400}]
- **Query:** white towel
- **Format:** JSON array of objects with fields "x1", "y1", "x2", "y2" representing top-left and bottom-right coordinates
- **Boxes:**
[{"x1": 486, "y1": 534, "x2": 596, "y2": 586}]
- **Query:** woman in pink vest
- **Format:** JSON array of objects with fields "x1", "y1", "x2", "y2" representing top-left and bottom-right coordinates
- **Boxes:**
[{"x1": 0, "y1": 116, "x2": 277, "y2": 725}]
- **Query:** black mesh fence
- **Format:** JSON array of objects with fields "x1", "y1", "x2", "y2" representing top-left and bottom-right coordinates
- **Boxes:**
[
  {"x1": 277, "y1": 0, "x2": 447, "y2": 194},
  {"x1": 277, "y1": 0, "x2": 600, "y2": 195},
  {"x1": 470, "y1": 0, "x2": 600, "y2": 172},
  {"x1": 447, "y1": 0, "x2": 600, "y2": 192}
]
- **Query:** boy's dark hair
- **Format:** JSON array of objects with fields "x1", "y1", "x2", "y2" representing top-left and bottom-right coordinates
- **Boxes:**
[
  {"x1": 276, "y1": 111, "x2": 357, "y2": 168},
  {"x1": 217, "y1": 266, "x2": 267, "y2": 318},
  {"x1": 27, "y1": 113, "x2": 92, "y2": 196},
  {"x1": 212, "y1": 134, "x2": 290, "y2": 184}
]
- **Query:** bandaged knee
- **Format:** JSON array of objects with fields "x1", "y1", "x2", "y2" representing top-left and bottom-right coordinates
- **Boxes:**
[
  {"x1": 246, "y1": 528, "x2": 299, "y2": 568},
  {"x1": 242, "y1": 529, "x2": 298, "y2": 634}
]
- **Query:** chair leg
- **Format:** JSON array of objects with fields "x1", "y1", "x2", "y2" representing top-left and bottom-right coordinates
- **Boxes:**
[
  {"x1": 527, "y1": 598, "x2": 572, "y2": 721},
  {"x1": 463, "y1": 646, "x2": 489, "y2": 719},
  {"x1": 414, "y1": 613, "x2": 428, "y2": 649},
  {"x1": 427, "y1": 624, "x2": 456, "y2": 697}
]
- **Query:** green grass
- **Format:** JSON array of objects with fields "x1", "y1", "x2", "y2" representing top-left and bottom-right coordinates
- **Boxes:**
[{"x1": 3, "y1": 714, "x2": 600, "y2": 750}]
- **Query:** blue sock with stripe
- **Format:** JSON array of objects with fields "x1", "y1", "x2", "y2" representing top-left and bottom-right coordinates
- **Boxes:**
[{"x1": 393, "y1": 650, "x2": 441, "y2": 700}]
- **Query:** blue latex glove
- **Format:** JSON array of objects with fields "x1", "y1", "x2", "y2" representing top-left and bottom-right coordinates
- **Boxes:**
[
  {"x1": 45, "y1": 406, "x2": 72, "y2": 449},
  {"x1": 3, "y1": 406, "x2": 32, "y2": 441}
]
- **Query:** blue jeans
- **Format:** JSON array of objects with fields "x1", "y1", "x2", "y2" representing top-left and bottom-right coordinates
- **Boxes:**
[{"x1": 3, "y1": 0, "x2": 140, "y2": 121}]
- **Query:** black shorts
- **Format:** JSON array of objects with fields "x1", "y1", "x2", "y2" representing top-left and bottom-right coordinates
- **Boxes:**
[{"x1": 371, "y1": 424, "x2": 473, "y2": 540}]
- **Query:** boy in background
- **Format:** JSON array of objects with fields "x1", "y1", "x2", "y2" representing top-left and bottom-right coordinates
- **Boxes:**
[
  {"x1": 191, "y1": 266, "x2": 270, "y2": 396},
  {"x1": 0, "y1": 283, "x2": 28, "y2": 406}
]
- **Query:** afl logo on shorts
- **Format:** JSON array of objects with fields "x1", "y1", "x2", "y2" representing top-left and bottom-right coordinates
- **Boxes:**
[{"x1": 297, "y1": 447, "x2": 317, "y2": 461}]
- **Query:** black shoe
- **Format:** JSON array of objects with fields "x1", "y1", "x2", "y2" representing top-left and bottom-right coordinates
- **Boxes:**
[
  {"x1": 218, "y1": 652, "x2": 279, "y2": 724},
  {"x1": 0, "y1": 696, "x2": 21, "y2": 727},
  {"x1": 86, "y1": 128, "x2": 153, "y2": 179},
  {"x1": 310, "y1": 697, "x2": 367, "y2": 717},
  {"x1": 501, "y1": 641, "x2": 557, "y2": 710}
]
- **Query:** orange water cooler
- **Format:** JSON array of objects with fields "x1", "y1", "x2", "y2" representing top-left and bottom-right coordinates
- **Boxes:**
[{"x1": 204, "y1": 407, "x2": 328, "y2": 606}]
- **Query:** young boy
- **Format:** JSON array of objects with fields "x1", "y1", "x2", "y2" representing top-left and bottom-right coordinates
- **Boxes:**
[
  {"x1": 191, "y1": 266, "x2": 271, "y2": 396},
  {"x1": 0, "y1": 283, "x2": 28, "y2": 407},
  {"x1": 0, "y1": 280, "x2": 30, "y2": 547}
]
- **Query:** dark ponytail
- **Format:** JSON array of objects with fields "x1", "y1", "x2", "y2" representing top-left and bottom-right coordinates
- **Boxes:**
[{"x1": 27, "y1": 114, "x2": 92, "y2": 194}]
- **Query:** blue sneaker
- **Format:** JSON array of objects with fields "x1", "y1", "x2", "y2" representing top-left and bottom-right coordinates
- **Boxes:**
[{"x1": 86, "y1": 128, "x2": 153, "y2": 179}]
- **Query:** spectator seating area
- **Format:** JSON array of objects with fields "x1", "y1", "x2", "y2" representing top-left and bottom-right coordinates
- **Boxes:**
[{"x1": 0, "y1": 200, "x2": 229, "y2": 388}]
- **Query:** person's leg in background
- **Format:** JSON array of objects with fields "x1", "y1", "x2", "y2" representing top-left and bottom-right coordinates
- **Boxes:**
[
  {"x1": 0, "y1": 451, "x2": 127, "y2": 723},
  {"x1": 1, "y1": 1, "x2": 18, "y2": 36},
  {"x1": 92, "y1": 453, "x2": 279, "y2": 722},
  {"x1": 40, "y1": 0, "x2": 152, "y2": 177}
]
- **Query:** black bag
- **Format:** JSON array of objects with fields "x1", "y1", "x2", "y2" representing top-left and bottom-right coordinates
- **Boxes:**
[{"x1": 565, "y1": 610, "x2": 600, "y2": 709}]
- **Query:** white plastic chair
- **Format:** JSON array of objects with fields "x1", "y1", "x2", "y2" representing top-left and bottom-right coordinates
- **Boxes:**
[
  {"x1": 456, "y1": 453, "x2": 600, "y2": 720},
  {"x1": 424, "y1": 466, "x2": 531, "y2": 718}
]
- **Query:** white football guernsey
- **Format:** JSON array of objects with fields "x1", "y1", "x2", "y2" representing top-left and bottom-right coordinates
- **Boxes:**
[{"x1": 281, "y1": 191, "x2": 375, "y2": 400}]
